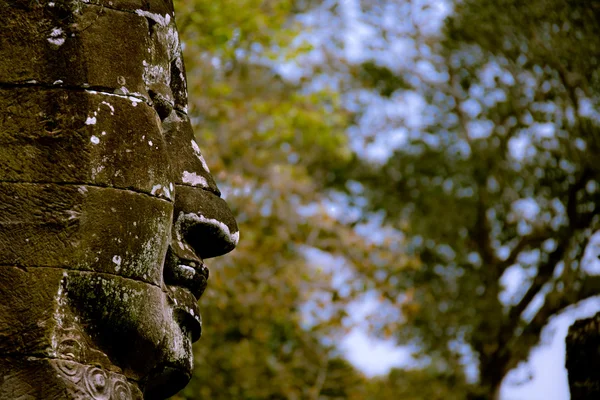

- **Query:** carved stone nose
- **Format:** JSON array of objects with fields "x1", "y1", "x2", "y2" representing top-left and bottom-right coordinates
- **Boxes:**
[
  {"x1": 173, "y1": 185, "x2": 239, "y2": 259},
  {"x1": 162, "y1": 108, "x2": 238, "y2": 260}
]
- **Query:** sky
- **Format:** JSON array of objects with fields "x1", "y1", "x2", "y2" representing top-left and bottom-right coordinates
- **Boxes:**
[
  {"x1": 341, "y1": 296, "x2": 600, "y2": 400},
  {"x1": 334, "y1": 208, "x2": 600, "y2": 399},
  {"x1": 302, "y1": 244, "x2": 600, "y2": 399}
]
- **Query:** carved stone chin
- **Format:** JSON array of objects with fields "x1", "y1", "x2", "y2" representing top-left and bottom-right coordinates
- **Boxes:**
[{"x1": 0, "y1": 0, "x2": 238, "y2": 398}]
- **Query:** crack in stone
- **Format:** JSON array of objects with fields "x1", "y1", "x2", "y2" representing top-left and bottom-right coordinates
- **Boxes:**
[
  {"x1": 0, "y1": 180, "x2": 174, "y2": 203},
  {"x1": 0, "y1": 82, "x2": 150, "y2": 104},
  {"x1": 174, "y1": 182, "x2": 221, "y2": 198},
  {"x1": 0, "y1": 81, "x2": 190, "y2": 115},
  {"x1": 0, "y1": 264, "x2": 162, "y2": 289}
]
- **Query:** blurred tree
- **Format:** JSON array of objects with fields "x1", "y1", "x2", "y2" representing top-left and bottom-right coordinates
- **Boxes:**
[
  {"x1": 168, "y1": 0, "x2": 407, "y2": 398},
  {"x1": 365, "y1": 367, "x2": 471, "y2": 400},
  {"x1": 166, "y1": 0, "x2": 600, "y2": 398},
  {"x1": 323, "y1": 0, "x2": 600, "y2": 398}
]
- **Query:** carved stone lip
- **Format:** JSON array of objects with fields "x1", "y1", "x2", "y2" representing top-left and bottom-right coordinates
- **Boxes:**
[
  {"x1": 167, "y1": 283, "x2": 202, "y2": 342},
  {"x1": 163, "y1": 246, "x2": 206, "y2": 341},
  {"x1": 168, "y1": 260, "x2": 209, "y2": 299},
  {"x1": 164, "y1": 244, "x2": 208, "y2": 300}
]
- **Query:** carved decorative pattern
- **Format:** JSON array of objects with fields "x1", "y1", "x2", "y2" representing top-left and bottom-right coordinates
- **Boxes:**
[
  {"x1": 54, "y1": 360, "x2": 134, "y2": 400},
  {"x1": 83, "y1": 367, "x2": 110, "y2": 399},
  {"x1": 112, "y1": 379, "x2": 133, "y2": 400},
  {"x1": 56, "y1": 360, "x2": 84, "y2": 383},
  {"x1": 51, "y1": 309, "x2": 139, "y2": 399}
]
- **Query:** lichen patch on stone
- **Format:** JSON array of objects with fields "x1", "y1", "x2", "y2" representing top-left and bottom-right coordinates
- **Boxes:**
[
  {"x1": 135, "y1": 10, "x2": 170, "y2": 27},
  {"x1": 181, "y1": 171, "x2": 208, "y2": 188},
  {"x1": 85, "y1": 90, "x2": 145, "y2": 108},
  {"x1": 50, "y1": 272, "x2": 69, "y2": 357},
  {"x1": 150, "y1": 184, "x2": 173, "y2": 200},
  {"x1": 190, "y1": 140, "x2": 201, "y2": 154},
  {"x1": 112, "y1": 255, "x2": 122, "y2": 272},
  {"x1": 190, "y1": 140, "x2": 211, "y2": 172},
  {"x1": 100, "y1": 101, "x2": 115, "y2": 115},
  {"x1": 47, "y1": 27, "x2": 65, "y2": 46}
]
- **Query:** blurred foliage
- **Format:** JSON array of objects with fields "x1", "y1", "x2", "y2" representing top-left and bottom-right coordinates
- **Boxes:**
[
  {"x1": 357, "y1": 61, "x2": 411, "y2": 98},
  {"x1": 365, "y1": 367, "x2": 471, "y2": 400},
  {"x1": 168, "y1": 0, "x2": 600, "y2": 398},
  {"x1": 170, "y1": 0, "x2": 409, "y2": 399},
  {"x1": 325, "y1": 0, "x2": 600, "y2": 398}
]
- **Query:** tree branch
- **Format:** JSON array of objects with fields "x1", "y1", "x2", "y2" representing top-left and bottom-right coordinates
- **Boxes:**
[
  {"x1": 567, "y1": 169, "x2": 592, "y2": 229},
  {"x1": 506, "y1": 235, "x2": 569, "y2": 327},
  {"x1": 498, "y1": 232, "x2": 548, "y2": 273},
  {"x1": 507, "y1": 275, "x2": 600, "y2": 370},
  {"x1": 474, "y1": 186, "x2": 498, "y2": 270},
  {"x1": 507, "y1": 168, "x2": 592, "y2": 326},
  {"x1": 308, "y1": 361, "x2": 329, "y2": 400}
]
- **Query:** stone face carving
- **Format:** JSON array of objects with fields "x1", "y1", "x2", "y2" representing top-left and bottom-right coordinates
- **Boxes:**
[{"x1": 0, "y1": 0, "x2": 238, "y2": 398}]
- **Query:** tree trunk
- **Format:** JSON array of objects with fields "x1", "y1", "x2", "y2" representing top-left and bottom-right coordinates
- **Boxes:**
[
  {"x1": 466, "y1": 372, "x2": 503, "y2": 399},
  {"x1": 466, "y1": 351, "x2": 508, "y2": 400}
]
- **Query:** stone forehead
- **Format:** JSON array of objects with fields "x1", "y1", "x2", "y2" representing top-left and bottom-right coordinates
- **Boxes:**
[
  {"x1": 0, "y1": 89, "x2": 172, "y2": 196},
  {"x1": 0, "y1": 88, "x2": 219, "y2": 198},
  {"x1": 0, "y1": 0, "x2": 186, "y2": 111},
  {"x1": 0, "y1": 0, "x2": 221, "y2": 198}
]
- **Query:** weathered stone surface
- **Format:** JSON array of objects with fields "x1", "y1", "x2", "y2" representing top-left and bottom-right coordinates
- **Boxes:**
[
  {"x1": 0, "y1": 267, "x2": 66, "y2": 356},
  {"x1": 0, "y1": 357, "x2": 144, "y2": 399},
  {"x1": 0, "y1": 88, "x2": 173, "y2": 198},
  {"x1": 0, "y1": 183, "x2": 172, "y2": 286},
  {"x1": 0, "y1": 2, "x2": 150, "y2": 95},
  {"x1": 164, "y1": 111, "x2": 220, "y2": 194},
  {"x1": 566, "y1": 312, "x2": 600, "y2": 399},
  {"x1": 89, "y1": 0, "x2": 174, "y2": 15},
  {"x1": 0, "y1": 266, "x2": 200, "y2": 376},
  {"x1": 0, "y1": 0, "x2": 238, "y2": 398},
  {"x1": 0, "y1": 0, "x2": 188, "y2": 111},
  {"x1": 66, "y1": 271, "x2": 200, "y2": 381}
]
